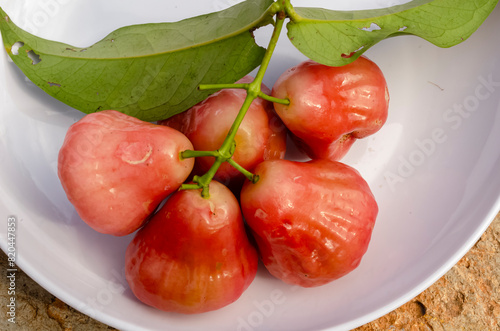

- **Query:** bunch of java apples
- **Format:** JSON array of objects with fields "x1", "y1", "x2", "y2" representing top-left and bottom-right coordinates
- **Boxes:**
[{"x1": 58, "y1": 55, "x2": 389, "y2": 314}]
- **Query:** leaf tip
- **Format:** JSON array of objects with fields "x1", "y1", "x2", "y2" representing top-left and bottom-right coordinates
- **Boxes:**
[{"x1": 0, "y1": 7, "x2": 9, "y2": 23}]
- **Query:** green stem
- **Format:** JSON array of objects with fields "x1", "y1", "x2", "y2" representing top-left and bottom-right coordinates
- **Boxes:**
[
  {"x1": 181, "y1": 150, "x2": 219, "y2": 159},
  {"x1": 179, "y1": 183, "x2": 203, "y2": 191},
  {"x1": 227, "y1": 159, "x2": 260, "y2": 183},
  {"x1": 258, "y1": 92, "x2": 290, "y2": 105},
  {"x1": 199, "y1": 84, "x2": 289, "y2": 105},
  {"x1": 180, "y1": 11, "x2": 287, "y2": 198},
  {"x1": 284, "y1": 0, "x2": 301, "y2": 22},
  {"x1": 253, "y1": 12, "x2": 285, "y2": 87},
  {"x1": 198, "y1": 83, "x2": 248, "y2": 91}
]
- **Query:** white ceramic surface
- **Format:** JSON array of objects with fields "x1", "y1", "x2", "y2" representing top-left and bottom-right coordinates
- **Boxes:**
[{"x1": 1, "y1": 1, "x2": 499, "y2": 330}]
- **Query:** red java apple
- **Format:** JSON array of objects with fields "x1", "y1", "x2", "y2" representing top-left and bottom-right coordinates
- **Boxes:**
[
  {"x1": 58, "y1": 110, "x2": 194, "y2": 236},
  {"x1": 125, "y1": 180, "x2": 258, "y2": 314},
  {"x1": 159, "y1": 76, "x2": 286, "y2": 191},
  {"x1": 240, "y1": 159, "x2": 378, "y2": 287},
  {"x1": 272, "y1": 56, "x2": 389, "y2": 161}
]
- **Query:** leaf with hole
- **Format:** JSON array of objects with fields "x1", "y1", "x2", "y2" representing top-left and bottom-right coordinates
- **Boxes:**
[
  {"x1": 0, "y1": 0, "x2": 274, "y2": 121},
  {"x1": 286, "y1": 0, "x2": 498, "y2": 66}
]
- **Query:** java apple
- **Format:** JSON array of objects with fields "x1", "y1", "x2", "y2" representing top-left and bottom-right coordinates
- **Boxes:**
[
  {"x1": 58, "y1": 110, "x2": 194, "y2": 236},
  {"x1": 240, "y1": 159, "x2": 378, "y2": 287},
  {"x1": 125, "y1": 180, "x2": 258, "y2": 314},
  {"x1": 272, "y1": 56, "x2": 389, "y2": 161}
]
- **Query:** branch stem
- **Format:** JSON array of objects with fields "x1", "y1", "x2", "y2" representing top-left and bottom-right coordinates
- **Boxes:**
[
  {"x1": 258, "y1": 92, "x2": 290, "y2": 105},
  {"x1": 180, "y1": 11, "x2": 287, "y2": 198},
  {"x1": 198, "y1": 83, "x2": 248, "y2": 91}
]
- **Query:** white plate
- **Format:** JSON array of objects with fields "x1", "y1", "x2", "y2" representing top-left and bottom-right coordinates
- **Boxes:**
[{"x1": 1, "y1": 1, "x2": 499, "y2": 330}]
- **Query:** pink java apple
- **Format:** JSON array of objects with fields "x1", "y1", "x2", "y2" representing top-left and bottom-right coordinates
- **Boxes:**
[
  {"x1": 58, "y1": 110, "x2": 194, "y2": 236},
  {"x1": 240, "y1": 159, "x2": 378, "y2": 287},
  {"x1": 125, "y1": 180, "x2": 258, "y2": 314},
  {"x1": 272, "y1": 56, "x2": 389, "y2": 161}
]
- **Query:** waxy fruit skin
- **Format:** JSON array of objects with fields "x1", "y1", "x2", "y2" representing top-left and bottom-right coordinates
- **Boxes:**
[
  {"x1": 58, "y1": 110, "x2": 194, "y2": 236},
  {"x1": 125, "y1": 181, "x2": 258, "y2": 314},
  {"x1": 159, "y1": 76, "x2": 286, "y2": 191},
  {"x1": 240, "y1": 159, "x2": 378, "y2": 287},
  {"x1": 272, "y1": 56, "x2": 389, "y2": 161}
]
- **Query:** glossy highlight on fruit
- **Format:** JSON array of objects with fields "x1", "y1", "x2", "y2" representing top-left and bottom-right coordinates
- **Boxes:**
[
  {"x1": 125, "y1": 181, "x2": 258, "y2": 314},
  {"x1": 272, "y1": 56, "x2": 389, "y2": 161},
  {"x1": 58, "y1": 110, "x2": 194, "y2": 236},
  {"x1": 240, "y1": 159, "x2": 378, "y2": 287}
]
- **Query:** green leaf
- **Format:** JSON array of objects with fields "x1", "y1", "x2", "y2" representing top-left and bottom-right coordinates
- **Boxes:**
[
  {"x1": 0, "y1": 0, "x2": 275, "y2": 121},
  {"x1": 286, "y1": 0, "x2": 498, "y2": 66}
]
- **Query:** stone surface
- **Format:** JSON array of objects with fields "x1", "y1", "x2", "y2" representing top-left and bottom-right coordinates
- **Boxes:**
[
  {"x1": 1, "y1": 212, "x2": 499, "y2": 331},
  {"x1": 0, "y1": 255, "x2": 116, "y2": 331},
  {"x1": 356, "y1": 211, "x2": 500, "y2": 331}
]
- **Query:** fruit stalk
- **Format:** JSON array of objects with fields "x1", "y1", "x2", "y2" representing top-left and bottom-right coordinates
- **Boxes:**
[{"x1": 179, "y1": 10, "x2": 287, "y2": 197}]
